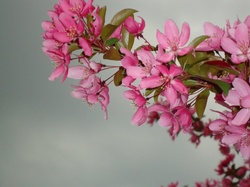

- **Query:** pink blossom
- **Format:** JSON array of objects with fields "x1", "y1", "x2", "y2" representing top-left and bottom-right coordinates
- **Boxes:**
[
  {"x1": 43, "y1": 44, "x2": 70, "y2": 82},
  {"x1": 78, "y1": 37, "x2": 92, "y2": 56},
  {"x1": 123, "y1": 89, "x2": 148, "y2": 126},
  {"x1": 124, "y1": 16, "x2": 145, "y2": 37},
  {"x1": 53, "y1": 12, "x2": 84, "y2": 43},
  {"x1": 50, "y1": 4, "x2": 64, "y2": 16},
  {"x1": 120, "y1": 47, "x2": 139, "y2": 68},
  {"x1": 148, "y1": 103, "x2": 192, "y2": 137},
  {"x1": 98, "y1": 86, "x2": 110, "y2": 120},
  {"x1": 43, "y1": 39, "x2": 63, "y2": 50},
  {"x1": 67, "y1": 60, "x2": 101, "y2": 79},
  {"x1": 209, "y1": 110, "x2": 234, "y2": 134},
  {"x1": 122, "y1": 76, "x2": 136, "y2": 88},
  {"x1": 140, "y1": 64, "x2": 187, "y2": 107},
  {"x1": 42, "y1": 20, "x2": 57, "y2": 39},
  {"x1": 195, "y1": 179, "x2": 222, "y2": 187},
  {"x1": 222, "y1": 125, "x2": 250, "y2": 159},
  {"x1": 125, "y1": 49, "x2": 161, "y2": 79},
  {"x1": 244, "y1": 15, "x2": 250, "y2": 28},
  {"x1": 196, "y1": 22, "x2": 224, "y2": 51},
  {"x1": 71, "y1": 75, "x2": 109, "y2": 119},
  {"x1": 167, "y1": 182, "x2": 179, "y2": 187},
  {"x1": 89, "y1": 12, "x2": 102, "y2": 38},
  {"x1": 59, "y1": 0, "x2": 94, "y2": 17},
  {"x1": 224, "y1": 78, "x2": 250, "y2": 125},
  {"x1": 239, "y1": 177, "x2": 250, "y2": 187},
  {"x1": 221, "y1": 23, "x2": 250, "y2": 64},
  {"x1": 147, "y1": 111, "x2": 159, "y2": 126},
  {"x1": 156, "y1": 19, "x2": 193, "y2": 62}
]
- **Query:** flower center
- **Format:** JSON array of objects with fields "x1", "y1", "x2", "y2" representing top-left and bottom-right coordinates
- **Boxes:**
[
  {"x1": 172, "y1": 45, "x2": 178, "y2": 52},
  {"x1": 238, "y1": 41, "x2": 249, "y2": 55},
  {"x1": 70, "y1": 3, "x2": 82, "y2": 14},
  {"x1": 66, "y1": 26, "x2": 77, "y2": 38}
]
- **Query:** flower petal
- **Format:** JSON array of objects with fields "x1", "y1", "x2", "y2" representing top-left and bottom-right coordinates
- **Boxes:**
[
  {"x1": 159, "y1": 112, "x2": 173, "y2": 128},
  {"x1": 233, "y1": 78, "x2": 250, "y2": 97},
  {"x1": 140, "y1": 76, "x2": 162, "y2": 89},
  {"x1": 131, "y1": 106, "x2": 147, "y2": 126},
  {"x1": 179, "y1": 22, "x2": 190, "y2": 46},
  {"x1": 164, "y1": 19, "x2": 179, "y2": 41},
  {"x1": 59, "y1": 12, "x2": 76, "y2": 28},
  {"x1": 221, "y1": 37, "x2": 241, "y2": 54},
  {"x1": 123, "y1": 90, "x2": 137, "y2": 100},
  {"x1": 68, "y1": 66, "x2": 85, "y2": 79},
  {"x1": 222, "y1": 134, "x2": 242, "y2": 145},
  {"x1": 79, "y1": 37, "x2": 92, "y2": 56},
  {"x1": 171, "y1": 79, "x2": 188, "y2": 94},
  {"x1": 241, "y1": 95, "x2": 250, "y2": 108},
  {"x1": 240, "y1": 146, "x2": 250, "y2": 160},
  {"x1": 231, "y1": 108, "x2": 250, "y2": 126},
  {"x1": 235, "y1": 23, "x2": 249, "y2": 45},
  {"x1": 126, "y1": 66, "x2": 147, "y2": 78},
  {"x1": 48, "y1": 64, "x2": 65, "y2": 81},
  {"x1": 209, "y1": 119, "x2": 225, "y2": 131},
  {"x1": 156, "y1": 51, "x2": 175, "y2": 62},
  {"x1": 156, "y1": 30, "x2": 170, "y2": 49},
  {"x1": 224, "y1": 90, "x2": 240, "y2": 106}
]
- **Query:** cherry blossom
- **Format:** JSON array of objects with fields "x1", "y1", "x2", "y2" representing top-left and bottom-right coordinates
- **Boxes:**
[
  {"x1": 148, "y1": 101, "x2": 192, "y2": 137},
  {"x1": 196, "y1": 22, "x2": 224, "y2": 51},
  {"x1": 222, "y1": 125, "x2": 250, "y2": 159},
  {"x1": 124, "y1": 16, "x2": 145, "y2": 37},
  {"x1": 67, "y1": 59, "x2": 101, "y2": 79},
  {"x1": 221, "y1": 23, "x2": 250, "y2": 64},
  {"x1": 224, "y1": 78, "x2": 250, "y2": 126},
  {"x1": 123, "y1": 89, "x2": 148, "y2": 125},
  {"x1": 42, "y1": 2, "x2": 250, "y2": 185},
  {"x1": 125, "y1": 49, "x2": 161, "y2": 79},
  {"x1": 71, "y1": 75, "x2": 110, "y2": 119},
  {"x1": 58, "y1": 0, "x2": 94, "y2": 17},
  {"x1": 43, "y1": 44, "x2": 70, "y2": 82},
  {"x1": 53, "y1": 12, "x2": 84, "y2": 43},
  {"x1": 140, "y1": 64, "x2": 187, "y2": 107},
  {"x1": 156, "y1": 19, "x2": 193, "y2": 62}
]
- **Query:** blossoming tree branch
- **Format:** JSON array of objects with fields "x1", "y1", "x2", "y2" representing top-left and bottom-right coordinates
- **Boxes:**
[{"x1": 42, "y1": 0, "x2": 250, "y2": 186}]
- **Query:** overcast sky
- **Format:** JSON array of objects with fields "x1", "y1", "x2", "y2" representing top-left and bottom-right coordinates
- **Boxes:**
[{"x1": 1, "y1": 0, "x2": 249, "y2": 187}]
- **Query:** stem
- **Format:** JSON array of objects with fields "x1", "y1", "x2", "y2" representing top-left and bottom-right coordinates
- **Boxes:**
[
  {"x1": 245, "y1": 59, "x2": 249, "y2": 81},
  {"x1": 139, "y1": 34, "x2": 155, "y2": 50}
]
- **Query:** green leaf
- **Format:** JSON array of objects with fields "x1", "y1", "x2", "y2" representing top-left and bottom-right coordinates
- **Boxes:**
[
  {"x1": 86, "y1": 14, "x2": 93, "y2": 30},
  {"x1": 153, "y1": 87, "x2": 162, "y2": 102},
  {"x1": 193, "y1": 76, "x2": 231, "y2": 95},
  {"x1": 183, "y1": 79, "x2": 200, "y2": 87},
  {"x1": 68, "y1": 43, "x2": 80, "y2": 53},
  {"x1": 213, "y1": 79, "x2": 231, "y2": 96},
  {"x1": 121, "y1": 27, "x2": 135, "y2": 50},
  {"x1": 106, "y1": 38, "x2": 120, "y2": 46},
  {"x1": 98, "y1": 6, "x2": 107, "y2": 26},
  {"x1": 195, "y1": 89, "x2": 210, "y2": 118},
  {"x1": 103, "y1": 47, "x2": 121, "y2": 60},
  {"x1": 178, "y1": 51, "x2": 208, "y2": 71},
  {"x1": 114, "y1": 67, "x2": 126, "y2": 86},
  {"x1": 188, "y1": 35, "x2": 210, "y2": 48},
  {"x1": 101, "y1": 24, "x2": 119, "y2": 42},
  {"x1": 200, "y1": 60, "x2": 239, "y2": 76},
  {"x1": 145, "y1": 88, "x2": 155, "y2": 97},
  {"x1": 110, "y1": 8, "x2": 138, "y2": 26}
]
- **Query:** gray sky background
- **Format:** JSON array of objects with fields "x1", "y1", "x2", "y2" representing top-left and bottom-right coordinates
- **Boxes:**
[{"x1": 0, "y1": 1, "x2": 249, "y2": 187}]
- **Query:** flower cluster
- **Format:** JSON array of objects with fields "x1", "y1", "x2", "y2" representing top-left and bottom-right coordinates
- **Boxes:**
[
  {"x1": 42, "y1": 0, "x2": 250, "y2": 186},
  {"x1": 42, "y1": 0, "x2": 146, "y2": 119}
]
